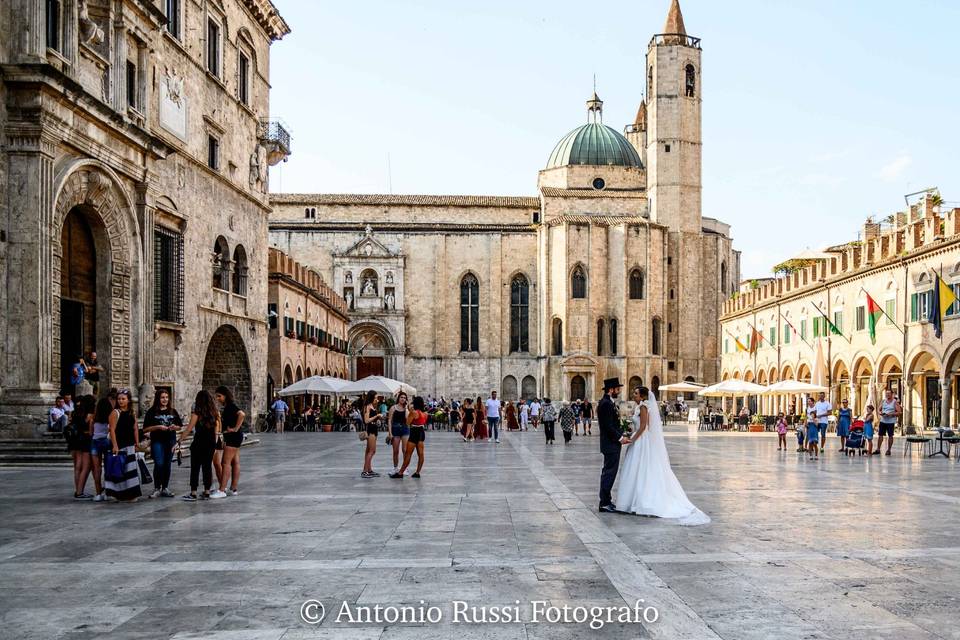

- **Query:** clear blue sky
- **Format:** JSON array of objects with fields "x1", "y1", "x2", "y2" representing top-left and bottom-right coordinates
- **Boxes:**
[{"x1": 268, "y1": 0, "x2": 960, "y2": 279}]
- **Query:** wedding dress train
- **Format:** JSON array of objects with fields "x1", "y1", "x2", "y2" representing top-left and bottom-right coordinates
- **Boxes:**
[{"x1": 616, "y1": 392, "x2": 710, "y2": 526}]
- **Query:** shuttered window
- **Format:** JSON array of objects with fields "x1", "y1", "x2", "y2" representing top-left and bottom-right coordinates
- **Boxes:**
[{"x1": 154, "y1": 227, "x2": 184, "y2": 324}]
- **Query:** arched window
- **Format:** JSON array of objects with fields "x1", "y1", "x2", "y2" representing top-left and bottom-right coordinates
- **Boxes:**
[
  {"x1": 510, "y1": 275, "x2": 529, "y2": 353},
  {"x1": 651, "y1": 317, "x2": 662, "y2": 355},
  {"x1": 552, "y1": 318, "x2": 563, "y2": 355},
  {"x1": 609, "y1": 318, "x2": 618, "y2": 355},
  {"x1": 629, "y1": 269, "x2": 645, "y2": 299},
  {"x1": 647, "y1": 66, "x2": 653, "y2": 97},
  {"x1": 685, "y1": 64, "x2": 696, "y2": 97},
  {"x1": 571, "y1": 265, "x2": 586, "y2": 299},
  {"x1": 212, "y1": 236, "x2": 230, "y2": 290},
  {"x1": 502, "y1": 375, "x2": 518, "y2": 401},
  {"x1": 597, "y1": 318, "x2": 605, "y2": 355},
  {"x1": 721, "y1": 261, "x2": 727, "y2": 294},
  {"x1": 521, "y1": 375, "x2": 537, "y2": 399},
  {"x1": 231, "y1": 245, "x2": 248, "y2": 296},
  {"x1": 652, "y1": 375, "x2": 661, "y2": 398},
  {"x1": 460, "y1": 274, "x2": 479, "y2": 352},
  {"x1": 628, "y1": 376, "x2": 642, "y2": 392}
]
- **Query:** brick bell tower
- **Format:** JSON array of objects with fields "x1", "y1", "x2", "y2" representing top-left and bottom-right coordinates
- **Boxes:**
[{"x1": 645, "y1": 0, "x2": 702, "y2": 234}]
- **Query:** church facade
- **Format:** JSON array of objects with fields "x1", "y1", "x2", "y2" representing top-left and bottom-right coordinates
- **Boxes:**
[{"x1": 269, "y1": 0, "x2": 740, "y2": 401}]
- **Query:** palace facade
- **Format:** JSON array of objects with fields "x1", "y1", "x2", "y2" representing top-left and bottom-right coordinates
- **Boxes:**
[
  {"x1": 0, "y1": 0, "x2": 289, "y2": 432},
  {"x1": 269, "y1": 1, "x2": 740, "y2": 401},
  {"x1": 720, "y1": 193, "x2": 960, "y2": 430}
]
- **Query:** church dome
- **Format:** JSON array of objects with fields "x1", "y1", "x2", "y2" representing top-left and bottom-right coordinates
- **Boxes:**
[{"x1": 546, "y1": 122, "x2": 643, "y2": 169}]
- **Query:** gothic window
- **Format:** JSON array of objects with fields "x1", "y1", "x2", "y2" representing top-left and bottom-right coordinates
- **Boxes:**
[
  {"x1": 552, "y1": 318, "x2": 563, "y2": 355},
  {"x1": 521, "y1": 375, "x2": 537, "y2": 400},
  {"x1": 231, "y1": 245, "x2": 248, "y2": 296},
  {"x1": 597, "y1": 318, "x2": 605, "y2": 355},
  {"x1": 502, "y1": 375, "x2": 518, "y2": 401},
  {"x1": 510, "y1": 275, "x2": 529, "y2": 353},
  {"x1": 609, "y1": 318, "x2": 618, "y2": 355},
  {"x1": 460, "y1": 274, "x2": 479, "y2": 352},
  {"x1": 721, "y1": 261, "x2": 728, "y2": 294},
  {"x1": 651, "y1": 317, "x2": 662, "y2": 355},
  {"x1": 212, "y1": 236, "x2": 230, "y2": 290},
  {"x1": 629, "y1": 269, "x2": 645, "y2": 299},
  {"x1": 571, "y1": 265, "x2": 586, "y2": 299},
  {"x1": 154, "y1": 227, "x2": 184, "y2": 324},
  {"x1": 685, "y1": 64, "x2": 696, "y2": 97},
  {"x1": 647, "y1": 65, "x2": 653, "y2": 97},
  {"x1": 629, "y1": 376, "x2": 642, "y2": 392}
]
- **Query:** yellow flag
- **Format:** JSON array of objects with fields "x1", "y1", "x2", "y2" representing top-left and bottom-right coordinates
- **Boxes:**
[
  {"x1": 939, "y1": 275, "x2": 958, "y2": 316},
  {"x1": 735, "y1": 338, "x2": 748, "y2": 352}
]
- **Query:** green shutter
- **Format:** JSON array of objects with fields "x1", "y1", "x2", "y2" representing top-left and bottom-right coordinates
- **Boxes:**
[
  {"x1": 769, "y1": 327, "x2": 775, "y2": 345},
  {"x1": 910, "y1": 293, "x2": 918, "y2": 321}
]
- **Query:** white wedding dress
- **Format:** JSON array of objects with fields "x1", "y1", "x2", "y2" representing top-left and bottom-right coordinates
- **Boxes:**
[{"x1": 616, "y1": 393, "x2": 710, "y2": 526}]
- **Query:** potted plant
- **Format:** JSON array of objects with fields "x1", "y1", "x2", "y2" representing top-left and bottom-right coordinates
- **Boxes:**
[
  {"x1": 749, "y1": 414, "x2": 765, "y2": 433},
  {"x1": 308, "y1": 335, "x2": 318, "y2": 345},
  {"x1": 319, "y1": 406, "x2": 335, "y2": 432},
  {"x1": 286, "y1": 330, "x2": 296, "y2": 339}
]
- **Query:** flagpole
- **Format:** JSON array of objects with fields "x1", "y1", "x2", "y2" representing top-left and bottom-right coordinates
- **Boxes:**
[
  {"x1": 779, "y1": 311, "x2": 813, "y2": 350},
  {"x1": 859, "y1": 287, "x2": 905, "y2": 335},
  {"x1": 811, "y1": 301, "x2": 851, "y2": 343}
]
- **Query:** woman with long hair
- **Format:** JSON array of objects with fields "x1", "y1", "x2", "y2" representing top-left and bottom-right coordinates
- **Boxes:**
[
  {"x1": 361, "y1": 390, "x2": 382, "y2": 478},
  {"x1": 105, "y1": 389, "x2": 141, "y2": 502},
  {"x1": 460, "y1": 398, "x2": 475, "y2": 442},
  {"x1": 68, "y1": 395, "x2": 95, "y2": 499},
  {"x1": 142, "y1": 388, "x2": 182, "y2": 498},
  {"x1": 474, "y1": 395, "x2": 488, "y2": 441},
  {"x1": 216, "y1": 385, "x2": 245, "y2": 496},
  {"x1": 179, "y1": 390, "x2": 221, "y2": 501},
  {"x1": 388, "y1": 392, "x2": 410, "y2": 475},
  {"x1": 89, "y1": 397, "x2": 114, "y2": 502},
  {"x1": 394, "y1": 396, "x2": 427, "y2": 478}
]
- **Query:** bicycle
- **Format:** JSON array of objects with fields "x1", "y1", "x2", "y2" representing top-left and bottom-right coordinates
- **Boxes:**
[{"x1": 254, "y1": 411, "x2": 275, "y2": 433}]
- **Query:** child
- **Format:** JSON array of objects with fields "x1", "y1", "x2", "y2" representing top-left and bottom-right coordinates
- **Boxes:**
[
  {"x1": 805, "y1": 397, "x2": 819, "y2": 460},
  {"x1": 795, "y1": 421, "x2": 805, "y2": 452},
  {"x1": 863, "y1": 404, "x2": 875, "y2": 456},
  {"x1": 776, "y1": 412, "x2": 788, "y2": 451}
]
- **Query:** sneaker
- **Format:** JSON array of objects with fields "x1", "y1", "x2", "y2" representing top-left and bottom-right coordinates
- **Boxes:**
[
  {"x1": 93, "y1": 493, "x2": 106, "y2": 502},
  {"x1": 160, "y1": 489, "x2": 175, "y2": 498},
  {"x1": 149, "y1": 490, "x2": 161, "y2": 499},
  {"x1": 361, "y1": 471, "x2": 373, "y2": 479},
  {"x1": 389, "y1": 472, "x2": 403, "y2": 479},
  {"x1": 495, "y1": 438, "x2": 501, "y2": 444},
  {"x1": 412, "y1": 473, "x2": 420, "y2": 478},
  {"x1": 370, "y1": 471, "x2": 381, "y2": 477},
  {"x1": 200, "y1": 492, "x2": 211, "y2": 500},
  {"x1": 209, "y1": 490, "x2": 227, "y2": 499},
  {"x1": 229, "y1": 490, "x2": 239, "y2": 497},
  {"x1": 182, "y1": 494, "x2": 198, "y2": 502}
]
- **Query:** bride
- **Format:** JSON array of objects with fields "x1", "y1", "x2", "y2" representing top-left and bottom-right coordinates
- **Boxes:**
[{"x1": 616, "y1": 387, "x2": 710, "y2": 526}]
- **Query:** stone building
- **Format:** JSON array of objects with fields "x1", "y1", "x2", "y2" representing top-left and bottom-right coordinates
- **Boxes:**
[
  {"x1": 267, "y1": 247, "x2": 349, "y2": 402},
  {"x1": 269, "y1": 0, "x2": 739, "y2": 402},
  {"x1": 720, "y1": 193, "x2": 960, "y2": 430},
  {"x1": 0, "y1": 0, "x2": 290, "y2": 432}
]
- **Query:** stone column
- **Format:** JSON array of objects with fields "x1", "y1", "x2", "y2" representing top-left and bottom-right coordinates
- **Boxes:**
[
  {"x1": 903, "y1": 376, "x2": 914, "y2": 428},
  {"x1": 941, "y1": 377, "x2": 951, "y2": 429}
]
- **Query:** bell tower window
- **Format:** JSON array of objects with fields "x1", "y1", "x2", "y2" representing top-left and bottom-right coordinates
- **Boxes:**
[{"x1": 685, "y1": 64, "x2": 696, "y2": 97}]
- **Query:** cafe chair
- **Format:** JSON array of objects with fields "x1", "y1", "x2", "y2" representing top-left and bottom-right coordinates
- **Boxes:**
[{"x1": 903, "y1": 426, "x2": 931, "y2": 457}]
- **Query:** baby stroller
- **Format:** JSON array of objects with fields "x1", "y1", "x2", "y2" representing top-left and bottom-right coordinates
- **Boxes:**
[{"x1": 845, "y1": 420, "x2": 866, "y2": 456}]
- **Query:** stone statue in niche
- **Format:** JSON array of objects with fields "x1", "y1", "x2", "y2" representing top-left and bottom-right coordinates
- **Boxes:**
[
  {"x1": 249, "y1": 143, "x2": 267, "y2": 191},
  {"x1": 344, "y1": 289, "x2": 354, "y2": 310},
  {"x1": 384, "y1": 291, "x2": 395, "y2": 310},
  {"x1": 344, "y1": 272, "x2": 353, "y2": 284},
  {"x1": 78, "y1": 0, "x2": 104, "y2": 45},
  {"x1": 386, "y1": 272, "x2": 394, "y2": 284},
  {"x1": 362, "y1": 278, "x2": 377, "y2": 296}
]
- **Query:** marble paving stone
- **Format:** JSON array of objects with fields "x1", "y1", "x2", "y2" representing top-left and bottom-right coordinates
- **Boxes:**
[{"x1": 2, "y1": 429, "x2": 959, "y2": 639}]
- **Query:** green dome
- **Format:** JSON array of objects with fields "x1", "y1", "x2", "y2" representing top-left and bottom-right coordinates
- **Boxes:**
[{"x1": 546, "y1": 122, "x2": 642, "y2": 169}]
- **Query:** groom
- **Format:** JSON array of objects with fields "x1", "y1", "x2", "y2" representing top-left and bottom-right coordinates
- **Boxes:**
[{"x1": 598, "y1": 377, "x2": 631, "y2": 513}]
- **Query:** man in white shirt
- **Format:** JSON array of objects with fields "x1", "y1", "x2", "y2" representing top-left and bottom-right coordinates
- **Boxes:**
[
  {"x1": 271, "y1": 396, "x2": 289, "y2": 434},
  {"x1": 49, "y1": 396, "x2": 68, "y2": 432},
  {"x1": 485, "y1": 391, "x2": 502, "y2": 443},
  {"x1": 814, "y1": 392, "x2": 832, "y2": 449},
  {"x1": 530, "y1": 399, "x2": 541, "y2": 431}
]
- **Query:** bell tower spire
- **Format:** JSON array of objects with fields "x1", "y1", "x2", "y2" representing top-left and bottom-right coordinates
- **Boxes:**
[{"x1": 663, "y1": 0, "x2": 686, "y2": 36}]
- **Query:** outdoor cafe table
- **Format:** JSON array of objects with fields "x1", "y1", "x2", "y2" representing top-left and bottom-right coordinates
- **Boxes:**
[{"x1": 928, "y1": 428, "x2": 960, "y2": 458}]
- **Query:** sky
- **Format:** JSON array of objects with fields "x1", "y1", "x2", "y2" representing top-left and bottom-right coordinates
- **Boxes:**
[{"x1": 268, "y1": 0, "x2": 960, "y2": 279}]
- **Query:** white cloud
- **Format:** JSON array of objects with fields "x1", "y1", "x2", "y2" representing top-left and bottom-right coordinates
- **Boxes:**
[{"x1": 877, "y1": 155, "x2": 912, "y2": 182}]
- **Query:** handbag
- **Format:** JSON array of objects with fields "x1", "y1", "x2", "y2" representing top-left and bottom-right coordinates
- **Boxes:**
[
  {"x1": 137, "y1": 454, "x2": 153, "y2": 485},
  {"x1": 104, "y1": 451, "x2": 126, "y2": 482}
]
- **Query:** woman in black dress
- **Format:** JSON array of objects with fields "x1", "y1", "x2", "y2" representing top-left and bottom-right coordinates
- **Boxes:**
[
  {"x1": 68, "y1": 395, "x2": 95, "y2": 499},
  {"x1": 105, "y1": 389, "x2": 141, "y2": 502},
  {"x1": 216, "y1": 386, "x2": 245, "y2": 496},
  {"x1": 361, "y1": 390, "x2": 382, "y2": 478},
  {"x1": 179, "y1": 390, "x2": 221, "y2": 501},
  {"x1": 460, "y1": 398, "x2": 475, "y2": 442}
]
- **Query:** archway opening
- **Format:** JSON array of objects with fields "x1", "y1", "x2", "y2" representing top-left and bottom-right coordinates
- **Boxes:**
[
  {"x1": 502, "y1": 375, "x2": 518, "y2": 401},
  {"x1": 59, "y1": 206, "x2": 101, "y2": 393},
  {"x1": 202, "y1": 325, "x2": 252, "y2": 425}
]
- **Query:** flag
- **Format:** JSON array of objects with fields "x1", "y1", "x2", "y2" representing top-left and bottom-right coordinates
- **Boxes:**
[
  {"x1": 734, "y1": 337, "x2": 748, "y2": 352},
  {"x1": 865, "y1": 293, "x2": 883, "y2": 345},
  {"x1": 749, "y1": 328, "x2": 763, "y2": 354},
  {"x1": 929, "y1": 273, "x2": 959, "y2": 339},
  {"x1": 812, "y1": 304, "x2": 846, "y2": 340}
]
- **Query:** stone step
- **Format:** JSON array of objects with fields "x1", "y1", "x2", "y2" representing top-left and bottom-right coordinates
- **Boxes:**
[{"x1": 0, "y1": 435, "x2": 260, "y2": 466}]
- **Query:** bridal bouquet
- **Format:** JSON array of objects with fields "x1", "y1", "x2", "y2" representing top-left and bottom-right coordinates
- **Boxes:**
[{"x1": 618, "y1": 402, "x2": 634, "y2": 436}]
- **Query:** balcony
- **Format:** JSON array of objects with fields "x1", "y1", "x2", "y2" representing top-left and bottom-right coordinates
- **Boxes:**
[
  {"x1": 258, "y1": 119, "x2": 291, "y2": 165},
  {"x1": 649, "y1": 33, "x2": 701, "y2": 49}
]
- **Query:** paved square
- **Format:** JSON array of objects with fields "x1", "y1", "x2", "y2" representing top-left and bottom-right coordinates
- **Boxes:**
[{"x1": 1, "y1": 428, "x2": 958, "y2": 639}]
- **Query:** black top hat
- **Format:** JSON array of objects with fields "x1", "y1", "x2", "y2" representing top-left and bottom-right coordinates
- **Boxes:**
[{"x1": 603, "y1": 377, "x2": 622, "y2": 391}]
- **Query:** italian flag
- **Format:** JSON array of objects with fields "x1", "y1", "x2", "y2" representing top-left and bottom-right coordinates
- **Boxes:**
[{"x1": 866, "y1": 293, "x2": 883, "y2": 345}]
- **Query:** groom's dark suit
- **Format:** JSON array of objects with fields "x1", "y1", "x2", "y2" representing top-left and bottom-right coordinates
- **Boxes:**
[{"x1": 597, "y1": 392, "x2": 622, "y2": 508}]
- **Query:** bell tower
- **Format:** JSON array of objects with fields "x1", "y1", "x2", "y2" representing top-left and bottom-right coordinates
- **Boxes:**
[{"x1": 645, "y1": 0, "x2": 702, "y2": 234}]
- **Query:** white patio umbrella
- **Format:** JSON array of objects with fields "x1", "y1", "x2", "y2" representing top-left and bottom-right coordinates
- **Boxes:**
[
  {"x1": 278, "y1": 375, "x2": 350, "y2": 397},
  {"x1": 338, "y1": 375, "x2": 417, "y2": 397},
  {"x1": 697, "y1": 379, "x2": 767, "y2": 397},
  {"x1": 659, "y1": 381, "x2": 706, "y2": 393},
  {"x1": 761, "y1": 380, "x2": 828, "y2": 395}
]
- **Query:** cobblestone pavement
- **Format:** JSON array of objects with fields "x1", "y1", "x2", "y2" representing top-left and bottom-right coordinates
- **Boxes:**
[{"x1": 1, "y1": 427, "x2": 959, "y2": 639}]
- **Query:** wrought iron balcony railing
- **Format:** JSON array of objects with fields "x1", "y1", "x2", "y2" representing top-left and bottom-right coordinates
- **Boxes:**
[
  {"x1": 258, "y1": 119, "x2": 292, "y2": 165},
  {"x1": 649, "y1": 33, "x2": 701, "y2": 49}
]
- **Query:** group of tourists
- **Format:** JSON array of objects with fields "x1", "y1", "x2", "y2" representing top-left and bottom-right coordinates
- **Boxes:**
[
  {"x1": 58, "y1": 383, "x2": 247, "y2": 503},
  {"x1": 449, "y1": 394, "x2": 594, "y2": 445},
  {"x1": 773, "y1": 389, "x2": 902, "y2": 459},
  {"x1": 355, "y1": 390, "x2": 428, "y2": 479}
]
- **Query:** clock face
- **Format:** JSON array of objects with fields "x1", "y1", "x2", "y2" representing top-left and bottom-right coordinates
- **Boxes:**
[{"x1": 592, "y1": 177, "x2": 605, "y2": 190}]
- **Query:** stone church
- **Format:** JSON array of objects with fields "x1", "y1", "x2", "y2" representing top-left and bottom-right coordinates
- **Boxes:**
[
  {"x1": 269, "y1": 0, "x2": 740, "y2": 402},
  {"x1": 0, "y1": 0, "x2": 289, "y2": 431}
]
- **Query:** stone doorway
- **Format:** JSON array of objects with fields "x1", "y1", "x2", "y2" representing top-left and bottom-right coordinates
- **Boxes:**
[
  {"x1": 202, "y1": 325, "x2": 252, "y2": 423},
  {"x1": 570, "y1": 375, "x2": 586, "y2": 400},
  {"x1": 357, "y1": 356, "x2": 384, "y2": 379}
]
